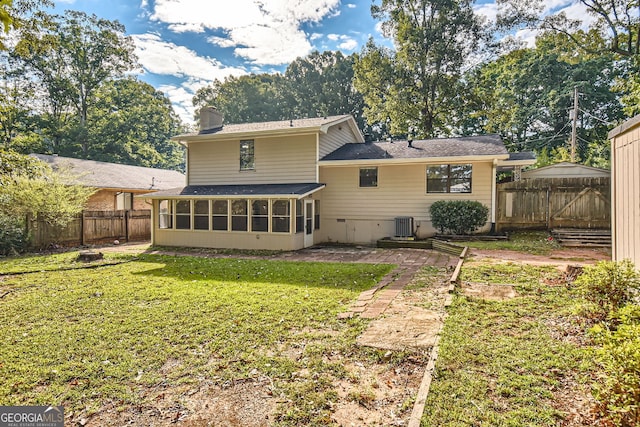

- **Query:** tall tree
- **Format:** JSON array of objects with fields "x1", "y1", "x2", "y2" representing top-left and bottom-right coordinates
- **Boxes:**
[
  {"x1": 15, "y1": 10, "x2": 137, "y2": 156},
  {"x1": 88, "y1": 77, "x2": 185, "y2": 170},
  {"x1": 284, "y1": 51, "x2": 368, "y2": 132},
  {"x1": 467, "y1": 32, "x2": 623, "y2": 162},
  {"x1": 193, "y1": 74, "x2": 286, "y2": 124},
  {"x1": 354, "y1": 0, "x2": 488, "y2": 138},
  {"x1": 497, "y1": 0, "x2": 639, "y2": 57}
]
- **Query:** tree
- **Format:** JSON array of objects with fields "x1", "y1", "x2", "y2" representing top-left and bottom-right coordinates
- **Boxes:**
[
  {"x1": 0, "y1": 149, "x2": 94, "y2": 253},
  {"x1": 15, "y1": 10, "x2": 137, "y2": 156},
  {"x1": 88, "y1": 77, "x2": 184, "y2": 170},
  {"x1": 496, "y1": 0, "x2": 639, "y2": 57},
  {"x1": 284, "y1": 51, "x2": 369, "y2": 133},
  {"x1": 466, "y1": 32, "x2": 623, "y2": 162},
  {"x1": 354, "y1": 0, "x2": 488, "y2": 138},
  {"x1": 193, "y1": 74, "x2": 286, "y2": 124}
]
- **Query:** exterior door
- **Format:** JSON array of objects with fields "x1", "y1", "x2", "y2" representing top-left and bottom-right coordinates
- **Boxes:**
[{"x1": 304, "y1": 200, "x2": 314, "y2": 248}]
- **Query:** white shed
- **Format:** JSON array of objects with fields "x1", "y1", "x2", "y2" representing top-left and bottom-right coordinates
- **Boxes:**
[
  {"x1": 609, "y1": 114, "x2": 640, "y2": 265},
  {"x1": 521, "y1": 162, "x2": 610, "y2": 179}
]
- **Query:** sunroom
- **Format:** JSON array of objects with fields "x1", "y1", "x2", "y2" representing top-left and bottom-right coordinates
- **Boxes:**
[{"x1": 140, "y1": 183, "x2": 324, "y2": 251}]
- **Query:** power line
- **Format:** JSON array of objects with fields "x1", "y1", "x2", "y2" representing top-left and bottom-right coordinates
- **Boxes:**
[{"x1": 579, "y1": 108, "x2": 615, "y2": 126}]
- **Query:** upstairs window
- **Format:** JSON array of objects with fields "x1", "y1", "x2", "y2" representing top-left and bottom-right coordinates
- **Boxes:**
[
  {"x1": 359, "y1": 167, "x2": 378, "y2": 187},
  {"x1": 240, "y1": 140, "x2": 255, "y2": 170},
  {"x1": 427, "y1": 164, "x2": 472, "y2": 193}
]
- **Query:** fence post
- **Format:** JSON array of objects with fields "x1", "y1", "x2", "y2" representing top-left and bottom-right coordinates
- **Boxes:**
[
  {"x1": 81, "y1": 211, "x2": 85, "y2": 246},
  {"x1": 125, "y1": 210, "x2": 130, "y2": 242}
]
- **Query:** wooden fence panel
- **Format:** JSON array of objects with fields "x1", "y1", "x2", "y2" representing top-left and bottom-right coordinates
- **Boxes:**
[
  {"x1": 28, "y1": 209, "x2": 151, "y2": 249},
  {"x1": 496, "y1": 177, "x2": 610, "y2": 231}
]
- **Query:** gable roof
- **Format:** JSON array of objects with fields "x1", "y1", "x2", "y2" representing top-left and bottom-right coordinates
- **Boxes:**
[
  {"x1": 32, "y1": 154, "x2": 185, "y2": 191},
  {"x1": 320, "y1": 134, "x2": 508, "y2": 164},
  {"x1": 172, "y1": 115, "x2": 364, "y2": 143},
  {"x1": 521, "y1": 161, "x2": 610, "y2": 178}
]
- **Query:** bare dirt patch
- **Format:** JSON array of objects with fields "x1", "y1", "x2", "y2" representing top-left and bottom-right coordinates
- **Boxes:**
[
  {"x1": 460, "y1": 282, "x2": 517, "y2": 301},
  {"x1": 469, "y1": 247, "x2": 610, "y2": 269}
]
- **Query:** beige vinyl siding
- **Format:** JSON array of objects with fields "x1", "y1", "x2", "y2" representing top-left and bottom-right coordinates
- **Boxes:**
[
  {"x1": 187, "y1": 134, "x2": 318, "y2": 185},
  {"x1": 318, "y1": 162, "x2": 493, "y2": 243},
  {"x1": 318, "y1": 124, "x2": 362, "y2": 158},
  {"x1": 611, "y1": 116, "x2": 640, "y2": 266},
  {"x1": 154, "y1": 228, "x2": 305, "y2": 251}
]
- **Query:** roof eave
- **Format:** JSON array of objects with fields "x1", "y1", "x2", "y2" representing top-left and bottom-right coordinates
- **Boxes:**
[
  {"x1": 137, "y1": 184, "x2": 326, "y2": 200},
  {"x1": 496, "y1": 158, "x2": 537, "y2": 167},
  {"x1": 172, "y1": 127, "x2": 324, "y2": 144},
  {"x1": 319, "y1": 154, "x2": 509, "y2": 166}
]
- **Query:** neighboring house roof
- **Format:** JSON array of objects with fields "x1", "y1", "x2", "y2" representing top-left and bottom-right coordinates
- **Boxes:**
[
  {"x1": 521, "y1": 161, "x2": 610, "y2": 179},
  {"x1": 31, "y1": 154, "x2": 185, "y2": 191},
  {"x1": 320, "y1": 134, "x2": 509, "y2": 163},
  {"x1": 142, "y1": 183, "x2": 326, "y2": 199},
  {"x1": 172, "y1": 115, "x2": 364, "y2": 143}
]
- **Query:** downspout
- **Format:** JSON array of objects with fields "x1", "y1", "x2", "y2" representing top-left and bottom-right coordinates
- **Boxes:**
[
  {"x1": 490, "y1": 159, "x2": 497, "y2": 234},
  {"x1": 315, "y1": 133, "x2": 320, "y2": 183},
  {"x1": 150, "y1": 199, "x2": 155, "y2": 245}
]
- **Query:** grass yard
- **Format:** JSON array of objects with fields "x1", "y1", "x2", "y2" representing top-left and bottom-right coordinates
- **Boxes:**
[
  {"x1": 461, "y1": 230, "x2": 561, "y2": 255},
  {"x1": 0, "y1": 252, "x2": 396, "y2": 425},
  {"x1": 421, "y1": 261, "x2": 595, "y2": 426}
]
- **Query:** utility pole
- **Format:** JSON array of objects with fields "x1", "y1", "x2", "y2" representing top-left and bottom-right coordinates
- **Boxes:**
[{"x1": 570, "y1": 86, "x2": 578, "y2": 162}]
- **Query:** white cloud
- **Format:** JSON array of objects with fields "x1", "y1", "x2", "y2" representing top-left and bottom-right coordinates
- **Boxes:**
[
  {"x1": 132, "y1": 33, "x2": 246, "y2": 82},
  {"x1": 474, "y1": 2, "x2": 500, "y2": 24},
  {"x1": 346, "y1": 3, "x2": 357, "y2": 8},
  {"x1": 327, "y1": 33, "x2": 340, "y2": 41},
  {"x1": 157, "y1": 84, "x2": 196, "y2": 123},
  {"x1": 149, "y1": 0, "x2": 341, "y2": 65},
  {"x1": 338, "y1": 38, "x2": 358, "y2": 50}
]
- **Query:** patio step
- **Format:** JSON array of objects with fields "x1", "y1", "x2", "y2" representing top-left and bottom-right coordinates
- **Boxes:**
[{"x1": 551, "y1": 228, "x2": 611, "y2": 247}]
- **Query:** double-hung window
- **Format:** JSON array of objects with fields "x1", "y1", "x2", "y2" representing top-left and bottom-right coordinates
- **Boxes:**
[
  {"x1": 359, "y1": 167, "x2": 378, "y2": 187},
  {"x1": 240, "y1": 140, "x2": 255, "y2": 170},
  {"x1": 158, "y1": 200, "x2": 172, "y2": 229},
  {"x1": 427, "y1": 164, "x2": 472, "y2": 193}
]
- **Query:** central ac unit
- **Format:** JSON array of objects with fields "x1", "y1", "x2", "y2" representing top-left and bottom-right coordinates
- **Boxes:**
[{"x1": 394, "y1": 216, "x2": 413, "y2": 238}]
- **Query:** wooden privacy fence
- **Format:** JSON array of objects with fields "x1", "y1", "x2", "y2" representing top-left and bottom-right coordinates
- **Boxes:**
[
  {"x1": 496, "y1": 177, "x2": 610, "y2": 231},
  {"x1": 28, "y1": 210, "x2": 151, "y2": 249}
]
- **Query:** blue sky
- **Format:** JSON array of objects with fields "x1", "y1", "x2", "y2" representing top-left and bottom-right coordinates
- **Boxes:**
[{"x1": 49, "y1": 0, "x2": 590, "y2": 124}]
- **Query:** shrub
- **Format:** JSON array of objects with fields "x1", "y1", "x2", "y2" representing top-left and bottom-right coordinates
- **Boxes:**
[
  {"x1": 0, "y1": 215, "x2": 29, "y2": 256},
  {"x1": 574, "y1": 260, "x2": 640, "y2": 320},
  {"x1": 589, "y1": 305, "x2": 640, "y2": 426},
  {"x1": 429, "y1": 200, "x2": 489, "y2": 235}
]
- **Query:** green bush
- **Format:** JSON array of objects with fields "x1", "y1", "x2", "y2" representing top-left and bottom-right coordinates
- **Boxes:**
[
  {"x1": 429, "y1": 200, "x2": 489, "y2": 235},
  {"x1": 575, "y1": 260, "x2": 640, "y2": 320},
  {"x1": 0, "y1": 215, "x2": 29, "y2": 256},
  {"x1": 589, "y1": 305, "x2": 640, "y2": 426}
]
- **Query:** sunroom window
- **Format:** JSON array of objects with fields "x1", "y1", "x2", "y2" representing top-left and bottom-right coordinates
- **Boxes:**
[
  {"x1": 272, "y1": 200, "x2": 290, "y2": 233},
  {"x1": 194, "y1": 200, "x2": 209, "y2": 230},
  {"x1": 231, "y1": 199, "x2": 248, "y2": 231},
  {"x1": 175, "y1": 200, "x2": 191, "y2": 229},
  {"x1": 251, "y1": 200, "x2": 268, "y2": 232},
  {"x1": 158, "y1": 200, "x2": 172, "y2": 229},
  {"x1": 212, "y1": 200, "x2": 228, "y2": 231}
]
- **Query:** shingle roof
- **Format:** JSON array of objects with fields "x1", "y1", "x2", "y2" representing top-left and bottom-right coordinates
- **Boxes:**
[
  {"x1": 32, "y1": 154, "x2": 185, "y2": 191},
  {"x1": 142, "y1": 183, "x2": 325, "y2": 198},
  {"x1": 320, "y1": 134, "x2": 507, "y2": 161},
  {"x1": 507, "y1": 151, "x2": 536, "y2": 161},
  {"x1": 175, "y1": 115, "x2": 352, "y2": 138}
]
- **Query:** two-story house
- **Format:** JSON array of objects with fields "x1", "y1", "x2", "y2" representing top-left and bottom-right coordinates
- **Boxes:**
[{"x1": 142, "y1": 108, "x2": 532, "y2": 250}]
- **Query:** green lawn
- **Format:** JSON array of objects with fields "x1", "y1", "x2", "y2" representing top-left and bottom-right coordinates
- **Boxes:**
[
  {"x1": 421, "y1": 261, "x2": 594, "y2": 426},
  {"x1": 461, "y1": 231, "x2": 561, "y2": 255},
  {"x1": 0, "y1": 252, "x2": 394, "y2": 424}
]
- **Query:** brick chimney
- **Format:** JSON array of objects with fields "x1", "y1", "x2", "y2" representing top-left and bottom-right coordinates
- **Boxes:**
[{"x1": 199, "y1": 107, "x2": 224, "y2": 134}]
